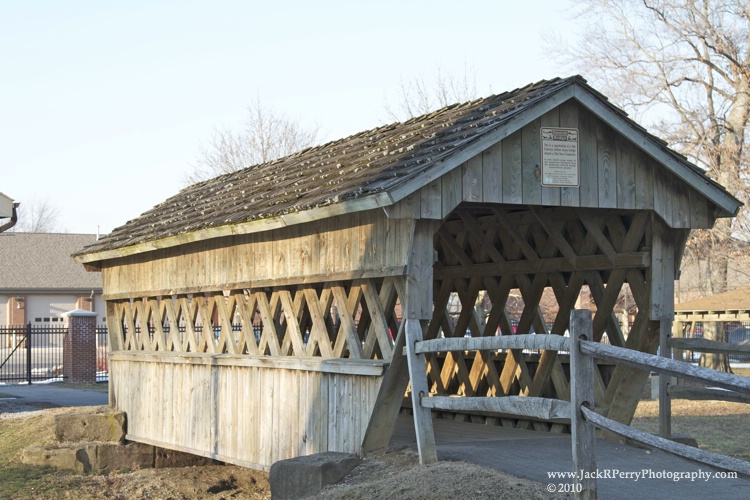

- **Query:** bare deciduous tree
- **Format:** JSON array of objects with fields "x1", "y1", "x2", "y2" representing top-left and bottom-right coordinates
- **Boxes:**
[
  {"x1": 383, "y1": 66, "x2": 479, "y2": 121},
  {"x1": 551, "y1": 0, "x2": 750, "y2": 370},
  {"x1": 186, "y1": 96, "x2": 320, "y2": 185},
  {"x1": 9, "y1": 196, "x2": 61, "y2": 233}
]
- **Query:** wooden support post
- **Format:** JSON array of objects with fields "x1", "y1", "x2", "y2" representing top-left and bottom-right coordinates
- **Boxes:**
[
  {"x1": 404, "y1": 219, "x2": 438, "y2": 464},
  {"x1": 361, "y1": 218, "x2": 438, "y2": 462},
  {"x1": 595, "y1": 216, "x2": 677, "y2": 433},
  {"x1": 652, "y1": 218, "x2": 675, "y2": 440},
  {"x1": 659, "y1": 318, "x2": 672, "y2": 439},
  {"x1": 570, "y1": 309, "x2": 597, "y2": 500},
  {"x1": 406, "y1": 319, "x2": 438, "y2": 464}
]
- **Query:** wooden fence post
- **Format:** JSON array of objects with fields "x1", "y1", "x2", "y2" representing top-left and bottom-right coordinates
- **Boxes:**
[{"x1": 570, "y1": 309, "x2": 597, "y2": 500}]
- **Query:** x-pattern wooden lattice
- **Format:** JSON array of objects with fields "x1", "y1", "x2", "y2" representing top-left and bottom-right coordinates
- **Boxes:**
[
  {"x1": 110, "y1": 277, "x2": 405, "y2": 361},
  {"x1": 108, "y1": 204, "x2": 656, "y2": 431},
  {"x1": 425, "y1": 205, "x2": 652, "y2": 430}
]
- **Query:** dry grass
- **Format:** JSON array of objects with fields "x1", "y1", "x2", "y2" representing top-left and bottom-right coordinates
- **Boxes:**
[
  {"x1": 0, "y1": 406, "x2": 270, "y2": 499},
  {"x1": 632, "y1": 367, "x2": 750, "y2": 461},
  {"x1": 0, "y1": 407, "x2": 91, "y2": 499}
]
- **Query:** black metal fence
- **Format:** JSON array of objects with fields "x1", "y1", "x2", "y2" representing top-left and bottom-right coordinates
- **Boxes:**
[
  {"x1": 96, "y1": 326, "x2": 109, "y2": 378},
  {"x1": 0, "y1": 323, "x2": 66, "y2": 383},
  {"x1": 0, "y1": 323, "x2": 111, "y2": 384},
  {"x1": 682, "y1": 321, "x2": 750, "y2": 363}
]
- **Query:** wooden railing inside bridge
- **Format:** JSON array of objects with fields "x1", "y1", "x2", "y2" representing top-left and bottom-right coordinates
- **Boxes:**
[{"x1": 408, "y1": 310, "x2": 750, "y2": 500}]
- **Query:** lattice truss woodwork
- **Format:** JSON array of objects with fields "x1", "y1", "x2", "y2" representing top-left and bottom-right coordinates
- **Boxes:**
[
  {"x1": 423, "y1": 204, "x2": 653, "y2": 431},
  {"x1": 107, "y1": 277, "x2": 405, "y2": 361}
]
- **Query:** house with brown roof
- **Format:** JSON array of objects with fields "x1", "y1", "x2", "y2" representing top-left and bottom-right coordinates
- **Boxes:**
[
  {"x1": 74, "y1": 76, "x2": 741, "y2": 468},
  {"x1": 0, "y1": 233, "x2": 105, "y2": 327}
]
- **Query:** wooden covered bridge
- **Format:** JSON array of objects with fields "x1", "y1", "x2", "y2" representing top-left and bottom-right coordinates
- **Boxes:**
[{"x1": 74, "y1": 76, "x2": 741, "y2": 469}]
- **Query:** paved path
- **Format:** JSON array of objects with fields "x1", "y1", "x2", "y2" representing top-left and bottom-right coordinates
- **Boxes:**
[
  {"x1": 0, "y1": 383, "x2": 108, "y2": 408},
  {"x1": 390, "y1": 415, "x2": 750, "y2": 499}
]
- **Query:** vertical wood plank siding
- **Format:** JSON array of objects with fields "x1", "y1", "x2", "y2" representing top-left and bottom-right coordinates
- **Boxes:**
[
  {"x1": 111, "y1": 353, "x2": 384, "y2": 469},
  {"x1": 388, "y1": 103, "x2": 712, "y2": 229},
  {"x1": 101, "y1": 211, "x2": 415, "y2": 298},
  {"x1": 540, "y1": 106, "x2": 561, "y2": 206},
  {"x1": 105, "y1": 273, "x2": 404, "y2": 465}
]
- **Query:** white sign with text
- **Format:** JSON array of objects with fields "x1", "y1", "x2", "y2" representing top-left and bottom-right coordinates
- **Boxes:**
[{"x1": 541, "y1": 127, "x2": 579, "y2": 187}]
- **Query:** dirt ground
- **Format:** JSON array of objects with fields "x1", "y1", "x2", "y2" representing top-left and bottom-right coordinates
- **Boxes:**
[{"x1": 0, "y1": 400, "x2": 566, "y2": 500}]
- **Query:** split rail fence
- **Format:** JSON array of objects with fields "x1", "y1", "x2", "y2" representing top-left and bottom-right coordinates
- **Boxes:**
[
  {"x1": 658, "y1": 335, "x2": 750, "y2": 438},
  {"x1": 408, "y1": 310, "x2": 750, "y2": 500}
]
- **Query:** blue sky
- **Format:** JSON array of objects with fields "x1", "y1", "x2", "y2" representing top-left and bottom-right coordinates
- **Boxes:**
[{"x1": 1, "y1": 0, "x2": 578, "y2": 234}]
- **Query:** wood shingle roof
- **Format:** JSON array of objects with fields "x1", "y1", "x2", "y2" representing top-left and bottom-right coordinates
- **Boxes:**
[{"x1": 75, "y1": 76, "x2": 739, "y2": 262}]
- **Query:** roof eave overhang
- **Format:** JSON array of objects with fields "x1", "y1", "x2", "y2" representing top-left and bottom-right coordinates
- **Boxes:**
[{"x1": 74, "y1": 191, "x2": 396, "y2": 266}]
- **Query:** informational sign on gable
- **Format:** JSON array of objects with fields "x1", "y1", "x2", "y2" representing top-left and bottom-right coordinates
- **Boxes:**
[{"x1": 541, "y1": 128, "x2": 579, "y2": 187}]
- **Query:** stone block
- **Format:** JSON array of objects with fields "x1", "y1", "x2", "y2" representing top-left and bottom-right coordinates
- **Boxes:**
[
  {"x1": 21, "y1": 445, "x2": 87, "y2": 474},
  {"x1": 86, "y1": 442, "x2": 155, "y2": 473},
  {"x1": 55, "y1": 408, "x2": 126, "y2": 443},
  {"x1": 269, "y1": 452, "x2": 362, "y2": 499},
  {"x1": 154, "y1": 447, "x2": 218, "y2": 468},
  {"x1": 23, "y1": 442, "x2": 154, "y2": 474},
  {"x1": 22, "y1": 441, "x2": 217, "y2": 474}
]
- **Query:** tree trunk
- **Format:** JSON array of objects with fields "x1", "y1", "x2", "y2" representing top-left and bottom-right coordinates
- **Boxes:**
[
  {"x1": 699, "y1": 322, "x2": 733, "y2": 373},
  {"x1": 474, "y1": 291, "x2": 488, "y2": 335}
]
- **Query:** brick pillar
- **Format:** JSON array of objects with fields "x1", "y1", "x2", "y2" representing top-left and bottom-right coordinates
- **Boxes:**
[
  {"x1": 7, "y1": 297, "x2": 26, "y2": 347},
  {"x1": 75, "y1": 295, "x2": 94, "y2": 312},
  {"x1": 8, "y1": 295, "x2": 26, "y2": 325},
  {"x1": 62, "y1": 309, "x2": 98, "y2": 384}
]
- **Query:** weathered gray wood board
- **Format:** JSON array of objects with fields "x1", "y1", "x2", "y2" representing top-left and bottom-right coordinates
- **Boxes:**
[
  {"x1": 581, "y1": 406, "x2": 750, "y2": 478},
  {"x1": 110, "y1": 352, "x2": 385, "y2": 468},
  {"x1": 570, "y1": 310, "x2": 597, "y2": 499},
  {"x1": 388, "y1": 103, "x2": 714, "y2": 229},
  {"x1": 101, "y1": 211, "x2": 416, "y2": 298}
]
